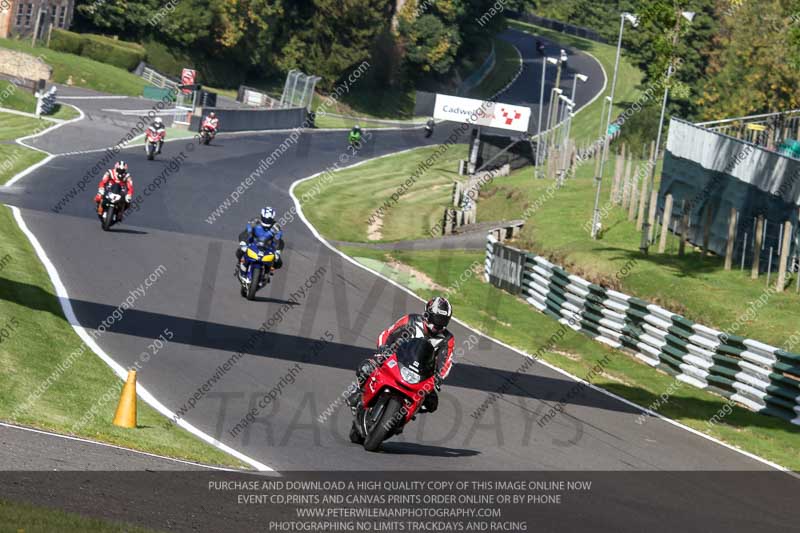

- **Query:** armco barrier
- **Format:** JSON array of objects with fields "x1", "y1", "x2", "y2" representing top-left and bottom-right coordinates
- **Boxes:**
[
  {"x1": 485, "y1": 230, "x2": 800, "y2": 426},
  {"x1": 190, "y1": 107, "x2": 308, "y2": 132}
]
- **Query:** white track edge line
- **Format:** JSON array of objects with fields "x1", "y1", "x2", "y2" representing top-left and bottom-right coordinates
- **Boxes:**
[
  {"x1": 8, "y1": 205, "x2": 273, "y2": 472},
  {"x1": 288, "y1": 151, "x2": 797, "y2": 478},
  {"x1": 0, "y1": 421, "x2": 246, "y2": 472}
]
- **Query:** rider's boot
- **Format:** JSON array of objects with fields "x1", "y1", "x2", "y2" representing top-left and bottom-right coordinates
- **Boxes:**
[{"x1": 346, "y1": 383, "x2": 361, "y2": 414}]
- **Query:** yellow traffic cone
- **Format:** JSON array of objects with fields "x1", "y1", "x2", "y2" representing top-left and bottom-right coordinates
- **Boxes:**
[{"x1": 112, "y1": 370, "x2": 137, "y2": 428}]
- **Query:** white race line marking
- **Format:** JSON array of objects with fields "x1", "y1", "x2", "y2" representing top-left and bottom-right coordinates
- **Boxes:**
[
  {"x1": 0, "y1": 421, "x2": 248, "y2": 472},
  {"x1": 8, "y1": 205, "x2": 274, "y2": 472},
  {"x1": 289, "y1": 147, "x2": 796, "y2": 477}
]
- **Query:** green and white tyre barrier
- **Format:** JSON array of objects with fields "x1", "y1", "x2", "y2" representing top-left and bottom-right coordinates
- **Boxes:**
[{"x1": 485, "y1": 232, "x2": 800, "y2": 426}]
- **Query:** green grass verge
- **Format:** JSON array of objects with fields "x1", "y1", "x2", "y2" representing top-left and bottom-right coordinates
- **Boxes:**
[
  {"x1": 0, "y1": 145, "x2": 47, "y2": 185},
  {"x1": 0, "y1": 499, "x2": 160, "y2": 532},
  {"x1": 508, "y1": 20, "x2": 644, "y2": 145},
  {"x1": 1, "y1": 81, "x2": 80, "y2": 120},
  {"x1": 0, "y1": 112, "x2": 51, "y2": 142},
  {"x1": 337, "y1": 245, "x2": 800, "y2": 470},
  {"x1": 468, "y1": 37, "x2": 522, "y2": 100},
  {"x1": 295, "y1": 145, "x2": 468, "y2": 242},
  {"x1": 0, "y1": 205, "x2": 245, "y2": 468},
  {"x1": 0, "y1": 38, "x2": 148, "y2": 96}
]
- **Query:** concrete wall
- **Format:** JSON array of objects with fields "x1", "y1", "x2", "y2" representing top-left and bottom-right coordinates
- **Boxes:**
[
  {"x1": 0, "y1": 48, "x2": 52, "y2": 82},
  {"x1": 190, "y1": 107, "x2": 309, "y2": 133}
]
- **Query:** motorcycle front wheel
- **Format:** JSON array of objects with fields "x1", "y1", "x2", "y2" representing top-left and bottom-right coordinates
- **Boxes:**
[
  {"x1": 246, "y1": 264, "x2": 261, "y2": 300},
  {"x1": 363, "y1": 395, "x2": 404, "y2": 452},
  {"x1": 102, "y1": 205, "x2": 115, "y2": 231}
]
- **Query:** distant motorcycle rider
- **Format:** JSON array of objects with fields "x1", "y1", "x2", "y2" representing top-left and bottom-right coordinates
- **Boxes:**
[
  {"x1": 348, "y1": 124, "x2": 362, "y2": 145},
  {"x1": 202, "y1": 112, "x2": 219, "y2": 137},
  {"x1": 347, "y1": 296, "x2": 455, "y2": 414},
  {"x1": 95, "y1": 161, "x2": 133, "y2": 219},
  {"x1": 236, "y1": 207, "x2": 285, "y2": 277},
  {"x1": 149, "y1": 116, "x2": 166, "y2": 154}
]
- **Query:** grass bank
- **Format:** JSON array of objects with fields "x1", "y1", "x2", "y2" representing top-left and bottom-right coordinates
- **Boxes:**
[
  {"x1": 0, "y1": 38, "x2": 148, "y2": 96},
  {"x1": 0, "y1": 111, "x2": 49, "y2": 185},
  {"x1": 295, "y1": 145, "x2": 468, "y2": 242},
  {"x1": 476, "y1": 155, "x2": 799, "y2": 349},
  {"x1": 1, "y1": 80, "x2": 79, "y2": 120}
]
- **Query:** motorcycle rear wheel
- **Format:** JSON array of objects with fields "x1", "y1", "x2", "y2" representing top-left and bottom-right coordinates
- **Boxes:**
[{"x1": 363, "y1": 395, "x2": 403, "y2": 452}]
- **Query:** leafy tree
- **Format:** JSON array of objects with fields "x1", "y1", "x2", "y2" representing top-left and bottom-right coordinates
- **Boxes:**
[
  {"x1": 398, "y1": 13, "x2": 461, "y2": 75},
  {"x1": 698, "y1": 0, "x2": 800, "y2": 119}
]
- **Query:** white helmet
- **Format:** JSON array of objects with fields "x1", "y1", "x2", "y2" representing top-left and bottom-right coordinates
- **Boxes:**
[
  {"x1": 154, "y1": 117, "x2": 163, "y2": 127},
  {"x1": 260, "y1": 207, "x2": 276, "y2": 228}
]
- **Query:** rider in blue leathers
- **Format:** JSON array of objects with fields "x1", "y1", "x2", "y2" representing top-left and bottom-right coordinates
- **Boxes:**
[{"x1": 236, "y1": 207, "x2": 285, "y2": 277}]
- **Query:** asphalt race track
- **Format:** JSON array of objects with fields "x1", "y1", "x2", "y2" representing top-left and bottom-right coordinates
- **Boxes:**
[
  {"x1": 498, "y1": 28, "x2": 606, "y2": 126},
  {"x1": 1, "y1": 124, "x2": 779, "y2": 473}
]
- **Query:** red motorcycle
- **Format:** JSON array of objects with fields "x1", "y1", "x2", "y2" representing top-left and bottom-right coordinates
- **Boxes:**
[
  {"x1": 349, "y1": 338, "x2": 438, "y2": 452},
  {"x1": 145, "y1": 127, "x2": 165, "y2": 160}
]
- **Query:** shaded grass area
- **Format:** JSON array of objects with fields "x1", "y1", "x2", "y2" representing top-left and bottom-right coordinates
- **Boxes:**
[
  {"x1": 508, "y1": 20, "x2": 644, "y2": 145},
  {"x1": 0, "y1": 499, "x2": 160, "y2": 533},
  {"x1": 0, "y1": 206, "x2": 245, "y2": 468},
  {"x1": 0, "y1": 38, "x2": 148, "y2": 96},
  {"x1": 296, "y1": 145, "x2": 468, "y2": 242},
  {"x1": 468, "y1": 37, "x2": 522, "y2": 100},
  {"x1": 337, "y1": 245, "x2": 800, "y2": 470},
  {"x1": 477, "y1": 153, "x2": 799, "y2": 348}
]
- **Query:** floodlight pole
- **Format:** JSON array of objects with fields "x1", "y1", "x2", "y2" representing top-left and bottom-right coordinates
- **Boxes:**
[{"x1": 591, "y1": 13, "x2": 635, "y2": 239}]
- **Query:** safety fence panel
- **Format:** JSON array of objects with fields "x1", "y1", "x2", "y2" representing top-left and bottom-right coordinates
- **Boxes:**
[{"x1": 485, "y1": 231, "x2": 800, "y2": 426}]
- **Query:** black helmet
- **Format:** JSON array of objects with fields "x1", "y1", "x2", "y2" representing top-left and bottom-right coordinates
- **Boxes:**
[{"x1": 424, "y1": 296, "x2": 452, "y2": 333}]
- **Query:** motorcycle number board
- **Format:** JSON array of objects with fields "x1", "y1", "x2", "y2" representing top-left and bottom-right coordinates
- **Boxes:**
[{"x1": 433, "y1": 94, "x2": 531, "y2": 133}]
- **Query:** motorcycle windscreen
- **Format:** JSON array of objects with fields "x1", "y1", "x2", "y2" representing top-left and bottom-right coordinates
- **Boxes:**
[{"x1": 394, "y1": 338, "x2": 436, "y2": 380}]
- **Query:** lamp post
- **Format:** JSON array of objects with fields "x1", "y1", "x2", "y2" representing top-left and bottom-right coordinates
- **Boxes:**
[
  {"x1": 571, "y1": 73, "x2": 589, "y2": 104},
  {"x1": 536, "y1": 57, "x2": 559, "y2": 177},
  {"x1": 639, "y1": 10, "x2": 695, "y2": 253},
  {"x1": 545, "y1": 87, "x2": 562, "y2": 145},
  {"x1": 591, "y1": 11, "x2": 639, "y2": 239},
  {"x1": 597, "y1": 96, "x2": 611, "y2": 149},
  {"x1": 548, "y1": 59, "x2": 564, "y2": 153}
]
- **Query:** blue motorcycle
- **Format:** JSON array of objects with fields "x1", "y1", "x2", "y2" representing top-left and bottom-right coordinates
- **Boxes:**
[{"x1": 238, "y1": 239, "x2": 276, "y2": 300}]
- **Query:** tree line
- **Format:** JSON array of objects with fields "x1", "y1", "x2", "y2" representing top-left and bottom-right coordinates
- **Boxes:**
[
  {"x1": 73, "y1": 0, "x2": 506, "y2": 92},
  {"x1": 526, "y1": 0, "x2": 800, "y2": 122}
]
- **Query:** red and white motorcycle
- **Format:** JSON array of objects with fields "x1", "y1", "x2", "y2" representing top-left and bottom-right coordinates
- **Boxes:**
[{"x1": 145, "y1": 126, "x2": 165, "y2": 160}]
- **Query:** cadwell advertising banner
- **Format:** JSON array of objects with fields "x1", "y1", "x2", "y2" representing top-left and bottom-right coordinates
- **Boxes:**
[{"x1": 433, "y1": 94, "x2": 532, "y2": 133}]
